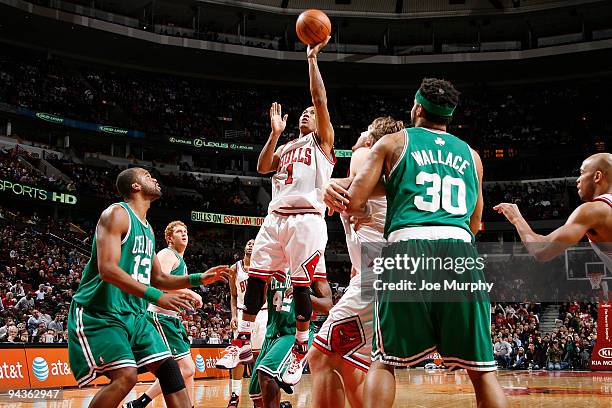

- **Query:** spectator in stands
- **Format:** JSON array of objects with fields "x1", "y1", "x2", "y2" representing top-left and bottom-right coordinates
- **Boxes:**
[
  {"x1": 27, "y1": 309, "x2": 43, "y2": 331},
  {"x1": 47, "y1": 313, "x2": 64, "y2": 332},
  {"x1": 10, "y1": 280, "x2": 25, "y2": 297},
  {"x1": 15, "y1": 292, "x2": 35, "y2": 311},
  {"x1": 494, "y1": 336, "x2": 513, "y2": 368},
  {"x1": 0, "y1": 318, "x2": 15, "y2": 339},
  {"x1": 1, "y1": 325, "x2": 18, "y2": 342},
  {"x1": 547, "y1": 340, "x2": 563, "y2": 370},
  {"x1": 510, "y1": 347, "x2": 528, "y2": 370},
  {"x1": 34, "y1": 284, "x2": 46, "y2": 300}
]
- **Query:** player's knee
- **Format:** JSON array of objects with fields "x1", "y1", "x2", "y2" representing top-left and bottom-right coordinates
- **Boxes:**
[
  {"x1": 244, "y1": 276, "x2": 266, "y2": 316},
  {"x1": 155, "y1": 358, "x2": 186, "y2": 395},
  {"x1": 179, "y1": 357, "x2": 196, "y2": 379},
  {"x1": 111, "y1": 367, "x2": 138, "y2": 393},
  {"x1": 307, "y1": 347, "x2": 332, "y2": 372},
  {"x1": 258, "y1": 370, "x2": 278, "y2": 393},
  {"x1": 293, "y1": 286, "x2": 312, "y2": 322}
]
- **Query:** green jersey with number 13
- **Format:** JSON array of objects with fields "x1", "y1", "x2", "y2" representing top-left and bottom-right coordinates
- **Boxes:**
[
  {"x1": 384, "y1": 127, "x2": 478, "y2": 240},
  {"x1": 73, "y1": 202, "x2": 156, "y2": 314}
]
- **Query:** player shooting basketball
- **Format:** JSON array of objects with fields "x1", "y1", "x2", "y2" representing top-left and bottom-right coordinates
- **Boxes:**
[
  {"x1": 236, "y1": 36, "x2": 335, "y2": 387},
  {"x1": 495, "y1": 152, "x2": 612, "y2": 300}
]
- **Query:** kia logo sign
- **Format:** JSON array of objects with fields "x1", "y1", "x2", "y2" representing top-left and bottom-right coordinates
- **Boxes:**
[{"x1": 598, "y1": 348, "x2": 612, "y2": 358}]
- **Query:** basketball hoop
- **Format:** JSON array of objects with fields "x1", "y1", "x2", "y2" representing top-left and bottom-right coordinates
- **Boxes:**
[{"x1": 587, "y1": 271, "x2": 604, "y2": 290}]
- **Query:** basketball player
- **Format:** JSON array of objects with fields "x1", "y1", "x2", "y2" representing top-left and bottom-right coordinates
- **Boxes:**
[
  {"x1": 309, "y1": 117, "x2": 404, "y2": 408},
  {"x1": 67, "y1": 168, "x2": 230, "y2": 408},
  {"x1": 215, "y1": 239, "x2": 268, "y2": 408},
  {"x1": 344, "y1": 79, "x2": 508, "y2": 408},
  {"x1": 249, "y1": 276, "x2": 332, "y2": 408},
  {"x1": 238, "y1": 36, "x2": 335, "y2": 386},
  {"x1": 494, "y1": 152, "x2": 612, "y2": 299},
  {"x1": 124, "y1": 221, "x2": 201, "y2": 408}
]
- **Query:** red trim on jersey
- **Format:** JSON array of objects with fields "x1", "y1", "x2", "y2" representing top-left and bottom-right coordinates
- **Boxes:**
[
  {"x1": 312, "y1": 339, "x2": 370, "y2": 372},
  {"x1": 312, "y1": 340, "x2": 333, "y2": 354},
  {"x1": 272, "y1": 210, "x2": 321, "y2": 217},
  {"x1": 279, "y1": 206, "x2": 316, "y2": 210},
  {"x1": 594, "y1": 196, "x2": 612, "y2": 208},
  {"x1": 313, "y1": 276, "x2": 328, "y2": 282},
  {"x1": 313, "y1": 133, "x2": 337, "y2": 165},
  {"x1": 315, "y1": 335, "x2": 329, "y2": 345}
]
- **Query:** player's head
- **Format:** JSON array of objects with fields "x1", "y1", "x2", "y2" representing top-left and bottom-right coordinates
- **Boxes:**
[
  {"x1": 165, "y1": 221, "x2": 188, "y2": 250},
  {"x1": 577, "y1": 153, "x2": 612, "y2": 201},
  {"x1": 116, "y1": 167, "x2": 162, "y2": 201},
  {"x1": 411, "y1": 78, "x2": 460, "y2": 127},
  {"x1": 299, "y1": 106, "x2": 317, "y2": 136},
  {"x1": 353, "y1": 116, "x2": 405, "y2": 151},
  {"x1": 244, "y1": 239, "x2": 255, "y2": 256}
]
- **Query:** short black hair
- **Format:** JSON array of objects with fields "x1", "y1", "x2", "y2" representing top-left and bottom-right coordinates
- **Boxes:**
[
  {"x1": 116, "y1": 168, "x2": 141, "y2": 199},
  {"x1": 418, "y1": 78, "x2": 460, "y2": 125}
]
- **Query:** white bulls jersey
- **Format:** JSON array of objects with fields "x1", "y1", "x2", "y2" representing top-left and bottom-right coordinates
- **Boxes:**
[
  {"x1": 234, "y1": 260, "x2": 267, "y2": 310},
  {"x1": 341, "y1": 195, "x2": 387, "y2": 276},
  {"x1": 269, "y1": 132, "x2": 335, "y2": 215},
  {"x1": 234, "y1": 260, "x2": 249, "y2": 310},
  {"x1": 590, "y1": 193, "x2": 612, "y2": 273}
]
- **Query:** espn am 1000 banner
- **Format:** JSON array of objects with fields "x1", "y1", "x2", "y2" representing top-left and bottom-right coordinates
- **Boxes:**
[
  {"x1": 0, "y1": 179, "x2": 77, "y2": 205},
  {"x1": 0, "y1": 346, "x2": 228, "y2": 390},
  {"x1": 191, "y1": 211, "x2": 264, "y2": 227}
]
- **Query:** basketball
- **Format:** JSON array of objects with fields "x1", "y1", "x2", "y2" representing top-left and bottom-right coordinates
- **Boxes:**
[{"x1": 296, "y1": 9, "x2": 331, "y2": 46}]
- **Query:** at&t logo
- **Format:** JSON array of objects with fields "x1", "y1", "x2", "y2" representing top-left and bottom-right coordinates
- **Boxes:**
[
  {"x1": 195, "y1": 355, "x2": 206, "y2": 372},
  {"x1": 32, "y1": 357, "x2": 49, "y2": 381}
]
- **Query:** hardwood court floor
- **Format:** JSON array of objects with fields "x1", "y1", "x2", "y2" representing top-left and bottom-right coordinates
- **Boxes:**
[{"x1": 5, "y1": 369, "x2": 611, "y2": 407}]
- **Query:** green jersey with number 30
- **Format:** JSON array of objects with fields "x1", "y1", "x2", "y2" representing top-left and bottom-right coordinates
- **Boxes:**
[
  {"x1": 73, "y1": 202, "x2": 156, "y2": 314},
  {"x1": 384, "y1": 127, "x2": 478, "y2": 239}
]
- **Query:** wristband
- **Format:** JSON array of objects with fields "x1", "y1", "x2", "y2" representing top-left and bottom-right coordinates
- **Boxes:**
[
  {"x1": 189, "y1": 273, "x2": 203, "y2": 287},
  {"x1": 144, "y1": 286, "x2": 164, "y2": 304}
]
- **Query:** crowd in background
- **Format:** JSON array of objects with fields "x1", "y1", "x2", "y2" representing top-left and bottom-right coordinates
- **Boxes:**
[
  {"x1": 491, "y1": 302, "x2": 597, "y2": 370},
  {"x1": 0, "y1": 46, "x2": 608, "y2": 162}
]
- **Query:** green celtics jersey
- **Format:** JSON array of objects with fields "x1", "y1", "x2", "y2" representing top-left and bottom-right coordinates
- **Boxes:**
[
  {"x1": 384, "y1": 127, "x2": 478, "y2": 239},
  {"x1": 167, "y1": 248, "x2": 187, "y2": 277},
  {"x1": 265, "y1": 276, "x2": 315, "y2": 338},
  {"x1": 73, "y1": 202, "x2": 156, "y2": 314}
]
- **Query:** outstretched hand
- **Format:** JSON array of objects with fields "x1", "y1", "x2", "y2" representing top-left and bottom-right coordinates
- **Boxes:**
[
  {"x1": 270, "y1": 102, "x2": 288, "y2": 136},
  {"x1": 323, "y1": 180, "x2": 350, "y2": 215},
  {"x1": 200, "y1": 265, "x2": 231, "y2": 285},
  {"x1": 157, "y1": 293, "x2": 194, "y2": 313},
  {"x1": 493, "y1": 203, "x2": 524, "y2": 225},
  {"x1": 307, "y1": 36, "x2": 331, "y2": 59}
]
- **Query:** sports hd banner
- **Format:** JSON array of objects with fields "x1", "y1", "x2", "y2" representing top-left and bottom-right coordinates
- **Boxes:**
[
  {"x1": 191, "y1": 211, "x2": 264, "y2": 227},
  {"x1": 0, "y1": 179, "x2": 77, "y2": 205},
  {"x1": 0, "y1": 346, "x2": 228, "y2": 390}
]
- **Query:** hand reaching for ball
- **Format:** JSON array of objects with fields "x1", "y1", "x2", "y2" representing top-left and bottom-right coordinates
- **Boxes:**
[{"x1": 307, "y1": 36, "x2": 331, "y2": 59}]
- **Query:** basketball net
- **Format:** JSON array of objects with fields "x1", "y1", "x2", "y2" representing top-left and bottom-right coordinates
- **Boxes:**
[{"x1": 587, "y1": 271, "x2": 604, "y2": 290}]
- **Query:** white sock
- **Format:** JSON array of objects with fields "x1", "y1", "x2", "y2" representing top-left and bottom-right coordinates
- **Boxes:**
[
  {"x1": 231, "y1": 379, "x2": 242, "y2": 394},
  {"x1": 296, "y1": 330, "x2": 309, "y2": 343},
  {"x1": 238, "y1": 320, "x2": 253, "y2": 336}
]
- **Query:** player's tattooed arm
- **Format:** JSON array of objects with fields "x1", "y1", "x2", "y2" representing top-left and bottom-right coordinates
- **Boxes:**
[
  {"x1": 257, "y1": 102, "x2": 286, "y2": 174},
  {"x1": 310, "y1": 280, "x2": 333, "y2": 315},
  {"x1": 307, "y1": 36, "x2": 334, "y2": 158},
  {"x1": 228, "y1": 264, "x2": 239, "y2": 330},
  {"x1": 493, "y1": 201, "x2": 608, "y2": 261},
  {"x1": 469, "y1": 149, "x2": 484, "y2": 236},
  {"x1": 95, "y1": 206, "x2": 193, "y2": 312}
]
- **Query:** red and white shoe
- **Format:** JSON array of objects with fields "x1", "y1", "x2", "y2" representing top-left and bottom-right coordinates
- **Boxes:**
[
  {"x1": 216, "y1": 341, "x2": 253, "y2": 369},
  {"x1": 280, "y1": 342, "x2": 308, "y2": 385}
]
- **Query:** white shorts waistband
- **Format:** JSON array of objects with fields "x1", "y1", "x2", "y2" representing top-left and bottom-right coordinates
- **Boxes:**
[
  {"x1": 148, "y1": 304, "x2": 180, "y2": 318},
  {"x1": 388, "y1": 226, "x2": 472, "y2": 243}
]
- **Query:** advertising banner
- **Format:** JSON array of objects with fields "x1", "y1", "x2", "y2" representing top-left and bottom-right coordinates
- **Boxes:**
[
  {"x1": 191, "y1": 211, "x2": 264, "y2": 227},
  {"x1": 0, "y1": 179, "x2": 78, "y2": 205},
  {"x1": 0, "y1": 346, "x2": 227, "y2": 390},
  {"x1": 591, "y1": 302, "x2": 612, "y2": 370}
]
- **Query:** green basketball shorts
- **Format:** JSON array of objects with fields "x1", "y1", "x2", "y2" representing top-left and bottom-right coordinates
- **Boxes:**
[{"x1": 148, "y1": 311, "x2": 191, "y2": 360}]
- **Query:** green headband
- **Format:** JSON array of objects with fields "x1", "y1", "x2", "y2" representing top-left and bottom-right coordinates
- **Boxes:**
[{"x1": 415, "y1": 89, "x2": 456, "y2": 117}]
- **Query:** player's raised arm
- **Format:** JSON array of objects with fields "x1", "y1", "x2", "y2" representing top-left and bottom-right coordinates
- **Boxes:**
[
  {"x1": 311, "y1": 280, "x2": 333, "y2": 314},
  {"x1": 307, "y1": 36, "x2": 334, "y2": 158},
  {"x1": 493, "y1": 201, "x2": 607, "y2": 261},
  {"x1": 257, "y1": 102, "x2": 286, "y2": 174},
  {"x1": 470, "y1": 149, "x2": 485, "y2": 236}
]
